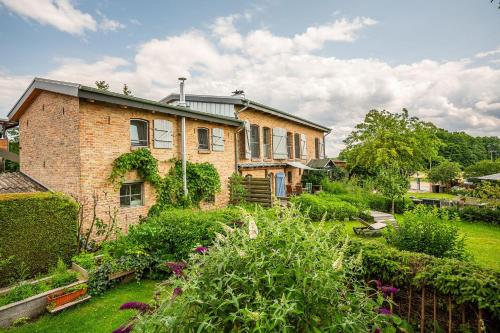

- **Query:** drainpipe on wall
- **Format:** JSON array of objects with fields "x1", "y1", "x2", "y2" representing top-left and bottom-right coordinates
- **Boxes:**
[
  {"x1": 178, "y1": 77, "x2": 188, "y2": 197},
  {"x1": 234, "y1": 101, "x2": 250, "y2": 173}
]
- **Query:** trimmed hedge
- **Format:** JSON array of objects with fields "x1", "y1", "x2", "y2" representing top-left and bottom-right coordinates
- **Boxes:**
[
  {"x1": 0, "y1": 192, "x2": 78, "y2": 287},
  {"x1": 448, "y1": 206, "x2": 500, "y2": 225},
  {"x1": 348, "y1": 241, "x2": 500, "y2": 318},
  {"x1": 291, "y1": 193, "x2": 361, "y2": 221}
]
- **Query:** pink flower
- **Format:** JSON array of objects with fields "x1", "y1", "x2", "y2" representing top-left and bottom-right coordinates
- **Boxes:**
[
  {"x1": 170, "y1": 287, "x2": 183, "y2": 304},
  {"x1": 112, "y1": 324, "x2": 133, "y2": 333},
  {"x1": 378, "y1": 307, "x2": 392, "y2": 315},
  {"x1": 381, "y1": 286, "x2": 399, "y2": 296}
]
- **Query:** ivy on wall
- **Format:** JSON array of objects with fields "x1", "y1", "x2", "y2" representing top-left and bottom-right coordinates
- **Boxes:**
[{"x1": 109, "y1": 149, "x2": 221, "y2": 211}]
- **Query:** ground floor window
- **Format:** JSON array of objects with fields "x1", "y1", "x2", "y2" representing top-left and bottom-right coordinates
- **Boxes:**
[
  {"x1": 120, "y1": 182, "x2": 144, "y2": 207},
  {"x1": 287, "y1": 171, "x2": 293, "y2": 183}
]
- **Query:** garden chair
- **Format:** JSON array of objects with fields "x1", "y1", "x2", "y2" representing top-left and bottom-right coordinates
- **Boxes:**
[{"x1": 352, "y1": 217, "x2": 387, "y2": 237}]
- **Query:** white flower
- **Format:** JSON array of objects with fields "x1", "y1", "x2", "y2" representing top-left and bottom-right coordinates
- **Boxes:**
[{"x1": 248, "y1": 218, "x2": 259, "y2": 239}]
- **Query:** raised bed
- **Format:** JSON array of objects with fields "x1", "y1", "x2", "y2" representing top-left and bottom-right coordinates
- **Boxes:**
[
  {"x1": 72, "y1": 255, "x2": 135, "y2": 282},
  {"x1": 0, "y1": 280, "x2": 86, "y2": 328}
]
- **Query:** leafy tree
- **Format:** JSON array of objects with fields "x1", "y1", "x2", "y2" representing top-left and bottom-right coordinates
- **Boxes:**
[
  {"x1": 95, "y1": 80, "x2": 109, "y2": 91},
  {"x1": 428, "y1": 160, "x2": 461, "y2": 188},
  {"x1": 464, "y1": 159, "x2": 500, "y2": 178},
  {"x1": 436, "y1": 129, "x2": 499, "y2": 168},
  {"x1": 342, "y1": 109, "x2": 441, "y2": 177},
  {"x1": 374, "y1": 165, "x2": 409, "y2": 214},
  {"x1": 122, "y1": 83, "x2": 132, "y2": 96},
  {"x1": 4, "y1": 127, "x2": 19, "y2": 172}
]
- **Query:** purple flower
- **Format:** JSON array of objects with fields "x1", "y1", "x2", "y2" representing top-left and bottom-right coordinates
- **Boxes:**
[
  {"x1": 112, "y1": 325, "x2": 133, "y2": 333},
  {"x1": 378, "y1": 307, "x2": 392, "y2": 315},
  {"x1": 194, "y1": 246, "x2": 208, "y2": 254},
  {"x1": 381, "y1": 286, "x2": 399, "y2": 296},
  {"x1": 119, "y1": 302, "x2": 150, "y2": 313},
  {"x1": 165, "y1": 261, "x2": 187, "y2": 277},
  {"x1": 170, "y1": 287, "x2": 183, "y2": 304},
  {"x1": 375, "y1": 329, "x2": 381, "y2": 333},
  {"x1": 369, "y1": 280, "x2": 382, "y2": 290}
]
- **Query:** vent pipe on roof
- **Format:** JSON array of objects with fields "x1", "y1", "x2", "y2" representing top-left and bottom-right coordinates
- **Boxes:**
[{"x1": 178, "y1": 77, "x2": 187, "y2": 107}]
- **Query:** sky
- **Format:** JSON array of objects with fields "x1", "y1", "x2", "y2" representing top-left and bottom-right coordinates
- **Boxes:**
[{"x1": 0, "y1": 0, "x2": 499, "y2": 155}]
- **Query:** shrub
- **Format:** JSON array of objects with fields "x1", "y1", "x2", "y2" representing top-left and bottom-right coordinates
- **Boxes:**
[
  {"x1": 385, "y1": 206, "x2": 467, "y2": 259},
  {"x1": 291, "y1": 193, "x2": 361, "y2": 221},
  {"x1": 72, "y1": 252, "x2": 97, "y2": 271},
  {"x1": 348, "y1": 241, "x2": 500, "y2": 319},
  {"x1": 135, "y1": 206, "x2": 401, "y2": 332},
  {"x1": 49, "y1": 259, "x2": 78, "y2": 289},
  {"x1": 448, "y1": 206, "x2": 500, "y2": 225},
  {"x1": 0, "y1": 192, "x2": 78, "y2": 287}
]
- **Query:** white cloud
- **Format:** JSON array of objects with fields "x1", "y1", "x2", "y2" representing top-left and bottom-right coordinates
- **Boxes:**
[
  {"x1": 0, "y1": 14, "x2": 499, "y2": 156},
  {"x1": 0, "y1": 0, "x2": 125, "y2": 35},
  {"x1": 0, "y1": 0, "x2": 97, "y2": 35},
  {"x1": 97, "y1": 10, "x2": 125, "y2": 32},
  {"x1": 475, "y1": 46, "x2": 500, "y2": 59}
]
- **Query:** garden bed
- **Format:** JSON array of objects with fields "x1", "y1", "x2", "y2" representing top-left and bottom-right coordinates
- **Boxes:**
[{"x1": 0, "y1": 280, "x2": 87, "y2": 328}]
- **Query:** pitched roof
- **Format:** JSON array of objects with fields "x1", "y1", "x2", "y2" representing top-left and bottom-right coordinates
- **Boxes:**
[
  {"x1": 474, "y1": 173, "x2": 500, "y2": 181},
  {"x1": 0, "y1": 172, "x2": 48, "y2": 194},
  {"x1": 307, "y1": 158, "x2": 339, "y2": 169},
  {"x1": 161, "y1": 93, "x2": 331, "y2": 133},
  {"x1": 7, "y1": 78, "x2": 243, "y2": 127}
]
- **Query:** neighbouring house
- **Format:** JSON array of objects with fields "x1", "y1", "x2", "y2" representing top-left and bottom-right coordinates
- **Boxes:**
[
  {"x1": 6, "y1": 78, "x2": 331, "y2": 232},
  {"x1": 161, "y1": 92, "x2": 331, "y2": 197},
  {"x1": 306, "y1": 158, "x2": 346, "y2": 180},
  {"x1": 0, "y1": 118, "x2": 19, "y2": 172}
]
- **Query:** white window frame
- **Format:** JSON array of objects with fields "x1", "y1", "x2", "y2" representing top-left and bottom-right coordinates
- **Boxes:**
[{"x1": 130, "y1": 119, "x2": 149, "y2": 147}]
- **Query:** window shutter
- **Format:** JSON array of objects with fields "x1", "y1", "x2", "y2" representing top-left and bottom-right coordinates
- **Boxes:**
[
  {"x1": 300, "y1": 133, "x2": 307, "y2": 159},
  {"x1": 244, "y1": 121, "x2": 251, "y2": 159},
  {"x1": 320, "y1": 138, "x2": 325, "y2": 158},
  {"x1": 272, "y1": 128, "x2": 287, "y2": 159},
  {"x1": 154, "y1": 119, "x2": 173, "y2": 149},
  {"x1": 212, "y1": 128, "x2": 224, "y2": 152}
]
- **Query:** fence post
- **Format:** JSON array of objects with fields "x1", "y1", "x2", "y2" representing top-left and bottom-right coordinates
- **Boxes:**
[{"x1": 420, "y1": 286, "x2": 425, "y2": 333}]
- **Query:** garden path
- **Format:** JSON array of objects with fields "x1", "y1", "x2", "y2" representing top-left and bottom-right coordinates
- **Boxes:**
[{"x1": 370, "y1": 210, "x2": 398, "y2": 228}]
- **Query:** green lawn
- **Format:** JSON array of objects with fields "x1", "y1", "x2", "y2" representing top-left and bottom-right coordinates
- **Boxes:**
[
  {"x1": 1, "y1": 280, "x2": 156, "y2": 333},
  {"x1": 336, "y1": 220, "x2": 500, "y2": 271},
  {"x1": 405, "y1": 192, "x2": 457, "y2": 200}
]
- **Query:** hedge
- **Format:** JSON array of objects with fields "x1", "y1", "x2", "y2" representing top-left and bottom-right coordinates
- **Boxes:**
[
  {"x1": 348, "y1": 241, "x2": 500, "y2": 318},
  {"x1": 291, "y1": 193, "x2": 362, "y2": 221},
  {"x1": 0, "y1": 192, "x2": 78, "y2": 287},
  {"x1": 448, "y1": 206, "x2": 500, "y2": 225}
]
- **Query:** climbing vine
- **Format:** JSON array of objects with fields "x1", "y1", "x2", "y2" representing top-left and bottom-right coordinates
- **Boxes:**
[{"x1": 109, "y1": 149, "x2": 221, "y2": 211}]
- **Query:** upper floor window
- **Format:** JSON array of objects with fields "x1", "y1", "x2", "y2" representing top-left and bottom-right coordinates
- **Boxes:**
[
  {"x1": 130, "y1": 119, "x2": 148, "y2": 147},
  {"x1": 120, "y1": 182, "x2": 144, "y2": 207},
  {"x1": 287, "y1": 132, "x2": 293, "y2": 159},
  {"x1": 294, "y1": 133, "x2": 301, "y2": 159},
  {"x1": 250, "y1": 124, "x2": 260, "y2": 159},
  {"x1": 198, "y1": 127, "x2": 210, "y2": 150},
  {"x1": 263, "y1": 127, "x2": 271, "y2": 159}
]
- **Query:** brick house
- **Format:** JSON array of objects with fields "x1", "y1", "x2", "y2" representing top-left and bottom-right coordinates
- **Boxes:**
[
  {"x1": 161, "y1": 93, "x2": 331, "y2": 196},
  {"x1": 6, "y1": 78, "x2": 330, "y2": 232}
]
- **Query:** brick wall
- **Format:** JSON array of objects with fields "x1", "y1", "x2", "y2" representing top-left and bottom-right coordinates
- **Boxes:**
[
  {"x1": 78, "y1": 100, "x2": 237, "y2": 233},
  {"x1": 236, "y1": 107, "x2": 328, "y2": 190},
  {"x1": 19, "y1": 91, "x2": 81, "y2": 196}
]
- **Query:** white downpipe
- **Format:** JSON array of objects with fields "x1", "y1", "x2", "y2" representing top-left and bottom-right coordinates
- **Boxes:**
[{"x1": 181, "y1": 116, "x2": 188, "y2": 197}]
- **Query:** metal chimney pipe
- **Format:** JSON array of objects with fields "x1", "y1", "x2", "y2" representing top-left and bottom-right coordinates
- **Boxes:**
[{"x1": 178, "y1": 77, "x2": 187, "y2": 107}]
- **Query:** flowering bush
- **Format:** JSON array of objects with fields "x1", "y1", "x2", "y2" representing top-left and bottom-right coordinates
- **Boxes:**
[{"x1": 134, "y1": 205, "x2": 402, "y2": 332}]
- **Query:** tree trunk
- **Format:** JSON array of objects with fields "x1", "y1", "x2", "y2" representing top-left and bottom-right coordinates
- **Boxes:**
[{"x1": 391, "y1": 199, "x2": 395, "y2": 214}]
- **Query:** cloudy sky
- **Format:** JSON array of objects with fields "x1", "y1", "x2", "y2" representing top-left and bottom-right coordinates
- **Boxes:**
[{"x1": 0, "y1": 0, "x2": 499, "y2": 155}]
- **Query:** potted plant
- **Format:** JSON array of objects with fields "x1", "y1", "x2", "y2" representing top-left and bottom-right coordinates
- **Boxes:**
[{"x1": 46, "y1": 283, "x2": 87, "y2": 310}]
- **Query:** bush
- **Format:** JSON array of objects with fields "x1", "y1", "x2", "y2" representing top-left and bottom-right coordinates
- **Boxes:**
[
  {"x1": 135, "y1": 206, "x2": 400, "y2": 332},
  {"x1": 49, "y1": 259, "x2": 78, "y2": 289},
  {"x1": 348, "y1": 241, "x2": 500, "y2": 319},
  {"x1": 385, "y1": 206, "x2": 467, "y2": 259},
  {"x1": 291, "y1": 193, "x2": 361, "y2": 221},
  {"x1": 0, "y1": 192, "x2": 78, "y2": 287},
  {"x1": 448, "y1": 206, "x2": 500, "y2": 225}
]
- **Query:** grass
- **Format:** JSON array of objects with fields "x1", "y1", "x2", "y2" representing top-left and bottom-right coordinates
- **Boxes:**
[
  {"x1": 325, "y1": 220, "x2": 500, "y2": 271},
  {"x1": 405, "y1": 192, "x2": 457, "y2": 200},
  {"x1": 0, "y1": 280, "x2": 156, "y2": 333}
]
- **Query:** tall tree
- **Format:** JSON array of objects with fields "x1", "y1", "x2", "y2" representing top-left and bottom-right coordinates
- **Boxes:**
[
  {"x1": 342, "y1": 109, "x2": 441, "y2": 177},
  {"x1": 464, "y1": 160, "x2": 500, "y2": 178},
  {"x1": 95, "y1": 80, "x2": 110, "y2": 91}
]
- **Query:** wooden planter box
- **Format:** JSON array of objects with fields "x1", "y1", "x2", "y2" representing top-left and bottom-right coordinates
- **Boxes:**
[
  {"x1": 47, "y1": 287, "x2": 87, "y2": 309},
  {"x1": 0, "y1": 281, "x2": 83, "y2": 328},
  {"x1": 108, "y1": 270, "x2": 135, "y2": 281}
]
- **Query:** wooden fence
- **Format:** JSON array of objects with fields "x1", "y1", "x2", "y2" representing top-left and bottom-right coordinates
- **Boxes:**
[{"x1": 230, "y1": 176, "x2": 272, "y2": 207}]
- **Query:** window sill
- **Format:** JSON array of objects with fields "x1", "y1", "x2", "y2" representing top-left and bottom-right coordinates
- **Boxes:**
[
  {"x1": 198, "y1": 149, "x2": 211, "y2": 154},
  {"x1": 120, "y1": 205, "x2": 144, "y2": 209},
  {"x1": 131, "y1": 145, "x2": 149, "y2": 150}
]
